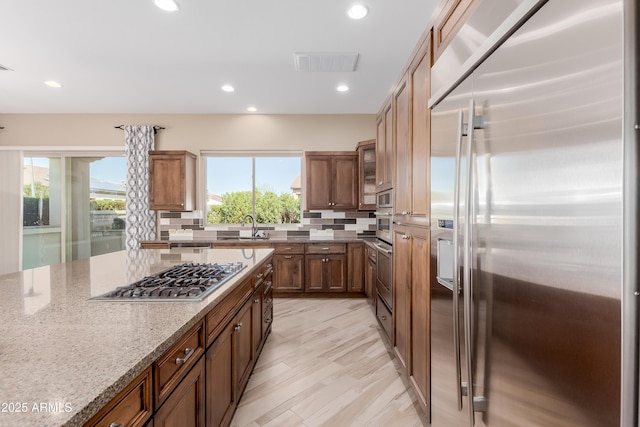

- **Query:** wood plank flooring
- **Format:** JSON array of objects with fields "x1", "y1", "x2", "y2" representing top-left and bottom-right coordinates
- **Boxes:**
[{"x1": 231, "y1": 298, "x2": 428, "y2": 427}]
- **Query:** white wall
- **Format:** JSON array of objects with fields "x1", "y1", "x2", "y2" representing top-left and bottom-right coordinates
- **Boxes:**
[{"x1": 0, "y1": 114, "x2": 376, "y2": 152}]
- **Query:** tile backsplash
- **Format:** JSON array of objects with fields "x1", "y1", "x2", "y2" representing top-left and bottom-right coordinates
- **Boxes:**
[{"x1": 159, "y1": 210, "x2": 376, "y2": 241}]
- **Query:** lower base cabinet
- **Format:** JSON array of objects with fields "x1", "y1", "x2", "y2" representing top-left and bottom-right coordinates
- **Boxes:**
[
  {"x1": 154, "y1": 358, "x2": 206, "y2": 427},
  {"x1": 85, "y1": 256, "x2": 273, "y2": 427}
]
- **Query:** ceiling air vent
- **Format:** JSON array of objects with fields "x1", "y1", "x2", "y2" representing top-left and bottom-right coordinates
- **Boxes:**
[
  {"x1": 294, "y1": 52, "x2": 359, "y2": 72},
  {"x1": 0, "y1": 64, "x2": 12, "y2": 71}
]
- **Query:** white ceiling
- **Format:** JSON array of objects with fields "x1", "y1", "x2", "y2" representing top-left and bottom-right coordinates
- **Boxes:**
[{"x1": 0, "y1": 1, "x2": 438, "y2": 115}]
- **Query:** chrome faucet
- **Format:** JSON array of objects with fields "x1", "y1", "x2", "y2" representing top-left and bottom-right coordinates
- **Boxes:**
[{"x1": 241, "y1": 214, "x2": 259, "y2": 237}]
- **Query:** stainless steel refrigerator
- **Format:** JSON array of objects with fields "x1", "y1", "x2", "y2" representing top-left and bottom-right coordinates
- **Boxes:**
[{"x1": 428, "y1": 0, "x2": 638, "y2": 425}]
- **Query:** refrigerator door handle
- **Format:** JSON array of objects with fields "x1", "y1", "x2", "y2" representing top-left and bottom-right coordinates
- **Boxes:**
[
  {"x1": 453, "y1": 109, "x2": 466, "y2": 410},
  {"x1": 464, "y1": 99, "x2": 487, "y2": 426}
]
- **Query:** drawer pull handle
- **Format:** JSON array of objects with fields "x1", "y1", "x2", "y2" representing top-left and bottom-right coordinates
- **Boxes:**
[
  {"x1": 322, "y1": 247, "x2": 330, "y2": 250},
  {"x1": 381, "y1": 315, "x2": 387, "y2": 321},
  {"x1": 175, "y1": 348, "x2": 194, "y2": 365},
  {"x1": 235, "y1": 322, "x2": 243, "y2": 332},
  {"x1": 256, "y1": 273, "x2": 264, "y2": 279},
  {"x1": 266, "y1": 298, "x2": 273, "y2": 304},
  {"x1": 109, "y1": 423, "x2": 124, "y2": 427},
  {"x1": 401, "y1": 210, "x2": 411, "y2": 215},
  {"x1": 285, "y1": 247, "x2": 292, "y2": 250},
  {"x1": 284, "y1": 255, "x2": 293, "y2": 259},
  {"x1": 254, "y1": 298, "x2": 260, "y2": 303}
]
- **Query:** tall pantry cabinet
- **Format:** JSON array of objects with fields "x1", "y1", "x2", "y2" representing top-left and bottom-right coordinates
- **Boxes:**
[{"x1": 391, "y1": 32, "x2": 432, "y2": 415}]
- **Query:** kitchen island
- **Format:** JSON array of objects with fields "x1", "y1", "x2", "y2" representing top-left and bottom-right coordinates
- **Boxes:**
[{"x1": 0, "y1": 247, "x2": 273, "y2": 427}]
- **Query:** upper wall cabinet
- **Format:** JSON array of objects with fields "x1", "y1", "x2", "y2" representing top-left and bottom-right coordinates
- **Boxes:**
[
  {"x1": 356, "y1": 139, "x2": 376, "y2": 210},
  {"x1": 305, "y1": 152, "x2": 358, "y2": 210},
  {"x1": 376, "y1": 99, "x2": 393, "y2": 192},
  {"x1": 433, "y1": 0, "x2": 480, "y2": 61},
  {"x1": 149, "y1": 151, "x2": 197, "y2": 211},
  {"x1": 394, "y1": 35, "x2": 432, "y2": 228}
]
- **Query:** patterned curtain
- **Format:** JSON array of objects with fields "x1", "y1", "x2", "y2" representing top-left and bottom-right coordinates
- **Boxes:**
[{"x1": 124, "y1": 125, "x2": 155, "y2": 249}]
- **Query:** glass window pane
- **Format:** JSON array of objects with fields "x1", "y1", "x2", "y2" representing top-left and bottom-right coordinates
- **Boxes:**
[
  {"x1": 207, "y1": 157, "x2": 253, "y2": 223},
  {"x1": 23, "y1": 156, "x2": 62, "y2": 269},
  {"x1": 255, "y1": 157, "x2": 301, "y2": 224},
  {"x1": 205, "y1": 156, "x2": 301, "y2": 225}
]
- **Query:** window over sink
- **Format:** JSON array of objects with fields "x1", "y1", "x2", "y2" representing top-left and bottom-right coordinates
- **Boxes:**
[{"x1": 203, "y1": 152, "x2": 302, "y2": 226}]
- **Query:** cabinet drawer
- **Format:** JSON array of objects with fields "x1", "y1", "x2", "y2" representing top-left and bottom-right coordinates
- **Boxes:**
[
  {"x1": 273, "y1": 243, "x2": 305, "y2": 254},
  {"x1": 154, "y1": 320, "x2": 205, "y2": 407},
  {"x1": 206, "y1": 277, "x2": 253, "y2": 346},
  {"x1": 306, "y1": 243, "x2": 346, "y2": 254},
  {"x1": 376, "y1": 297, "x2": 393, "y2": 342},
  {"x1": 84, "y1": 366, "x2": 153, "y2": 427},
  {"x1": 255, "y1": 258, "x2": 273, "y2": 286}
]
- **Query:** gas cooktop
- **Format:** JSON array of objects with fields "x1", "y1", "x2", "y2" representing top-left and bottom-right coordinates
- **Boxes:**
[{"x1": 90, "y1": 262, "x2": 246, "y2": 302}]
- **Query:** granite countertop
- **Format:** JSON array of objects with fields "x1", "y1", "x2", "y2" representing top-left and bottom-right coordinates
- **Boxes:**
[{"x1": 0, "y1": 248, "x2": 273, "y2": 427}]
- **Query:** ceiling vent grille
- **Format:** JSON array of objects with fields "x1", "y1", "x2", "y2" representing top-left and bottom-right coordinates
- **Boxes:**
[
  {"x1": 0, "y1": 64, "x2": 12, "y2": 71},
  {"x1": 294, "y1": 52, "x2": 359, "y2": 72}
]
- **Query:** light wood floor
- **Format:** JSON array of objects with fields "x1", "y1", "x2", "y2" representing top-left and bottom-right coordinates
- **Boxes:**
[{"x1": 230, "y1": 298, "x2": 428, "y2": 427}]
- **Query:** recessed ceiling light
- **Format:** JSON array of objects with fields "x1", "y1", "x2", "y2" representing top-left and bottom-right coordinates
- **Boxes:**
[
  {"x1": 336, "y1": 85, "x2": 349, "y2": 92},
  {"x1": 347, "y1": 4, "x2": 368, "y2": 19},
  {"x1": 154, "y1": 0, "x2": 179, "y2": 12},
  {"x1": 221, "y1": 85, "x2": 235, "y2": 92},
  {"x1": 44, "y1": 80, "x2": 63, "y2": 88},
  {"x1": 247, "y1": 106, "x2": 258, "y2": 112}
]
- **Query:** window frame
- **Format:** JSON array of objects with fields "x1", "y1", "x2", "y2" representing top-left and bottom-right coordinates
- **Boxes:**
[{"x1": 200, "y1": 151, "x2": 303, "y2": 227}]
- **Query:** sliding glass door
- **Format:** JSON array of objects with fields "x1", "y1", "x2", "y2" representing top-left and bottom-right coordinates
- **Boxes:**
[{"x1": 22, "y1": 153, "x2": 126, "y2": 270}]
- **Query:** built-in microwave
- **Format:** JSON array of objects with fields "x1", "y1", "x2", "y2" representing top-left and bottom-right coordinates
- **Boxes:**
[{"x1": 375, "y1": 189, "x2": 393, "y2": 245}]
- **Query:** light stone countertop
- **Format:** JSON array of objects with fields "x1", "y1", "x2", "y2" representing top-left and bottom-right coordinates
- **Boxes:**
[{"x1": 0, "y1": 247, "x2": 274, "y2": 427}]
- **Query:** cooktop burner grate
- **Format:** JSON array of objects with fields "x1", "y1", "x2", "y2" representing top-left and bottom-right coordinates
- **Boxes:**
[{"x1": 90, "y1": 262, "x2": 246, "y2": 302}]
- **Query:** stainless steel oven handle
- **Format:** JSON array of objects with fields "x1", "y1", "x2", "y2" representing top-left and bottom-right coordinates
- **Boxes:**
[
  {"x1": 453, "y1": 109, "x2": 465, "y2": 411},
  {"x1": 374, "y1": 211, "x2": 392, "y2": 216},
  {"x1": 373, "y1": 243, "x2": 392, "y2": 254}
]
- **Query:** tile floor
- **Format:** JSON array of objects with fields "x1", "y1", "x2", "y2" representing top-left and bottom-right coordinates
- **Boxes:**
[{"x1": 230, "y1": 298, "x2": 428, "y2": 427}]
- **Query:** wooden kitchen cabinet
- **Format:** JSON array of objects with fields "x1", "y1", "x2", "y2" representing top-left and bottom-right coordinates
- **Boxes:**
[
  {"x1": 433, "y1": 0, "x2": 480, "y2": 60},
  {"x1": 149, "y1": 151, "x2": 197, "y2": 211},
  {"x1": 305, "y1": 152, "x2": 358, "y2": 210},
  {"x1": 364, "y1": 244, "x2": 377, "y2": 303},
  {"x1": 393, "y1": 224, "x2": 431, "y2": 412},
  {"x1": 356, "y1": 139, "x2": 376, "y2": 210},
  {"x1": 347, "y1": 242, "x2": 364, "y2": 293},
  {"x1": 154, "y1": 357, "x2": 205, "y2": 427},
  {"x1": 206, "y1": 319, "x2": 235, "y2": 427},
  {"x1": 272, "y1": 243, "x2": 305, "y2": 293},
  {"x1": 376, "y1": 99, "x2": 393, "y2": 192},
  {"x1": 305, "y1": 243, "x2": 346, "y2": 292},
  {"x1": 154, "y1": 320, "x2": 205, "y2": 407},
  {"x1": 394, "y1": 36, "x2": 431, "y2": 228},
  {"x1": 84, "y1": 366, "x2": 153, "y2": 427}
]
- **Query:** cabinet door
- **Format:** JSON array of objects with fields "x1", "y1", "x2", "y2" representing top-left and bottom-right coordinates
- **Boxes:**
[
  {"x1": 305, "y1": 255, "x2": 325, "y2": 291},
  {"x1": 410, "y1": 228, "x2": 430, "y2": 410},
  {"x1": 235, "y1": 299, "x2": 255, "y2": 395},
  {"x1": 273, "y1": 254, "x2": 304, "y2": 291},
  {"x1": 366, "y1": 256, "x2": 376, "y2": 301},
  {"x1": 305, "y1": 156, "x2": 331, "y2": 209},
  {"x1": 409, "y1": 38, "x2": 431, "y2": 227},
  {"x1": 357, "y1": 141, "x2": 377, "y2": 210},
  {"x1": 206, "y1": 322, "x2": 235, "y2": 427},
  {"x1": 325, "y1": 255, "x2": 346, "y2": 292},
  {"x1": 384, "y1": 102, "x2": 394, "y2": 190},
  {"x1": 376, "y1": 108, "x2": 387, "y2": 190},
  {"x1": 347, "y1": 243, "x2": 364, "y2": 293},
  {"x1": 333, "y1": 156, "x2": 358, "y2": 209},
  {"x1": 154, "y1": 357, "x2": 205, "y2": 427},
  {"x1": 393, "y1": 226, "x2": 411, "y2": 370},
  {"x1": 149, "y1": 151, "x2": 196, "y2": 211},
  {"x1": 252, "y1": 283, "x2": 264, "y2": 355},
  {"x1": 394, "y1": 75, "x2": 412, "y2": 219}
]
